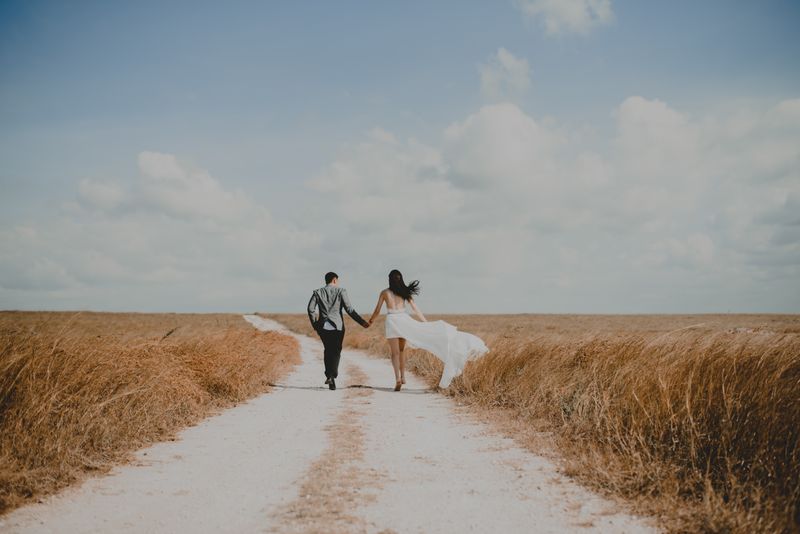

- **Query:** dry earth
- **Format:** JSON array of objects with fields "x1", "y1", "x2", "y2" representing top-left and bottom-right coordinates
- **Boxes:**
[{"x1": 0, "y1": 316, "x2": 657, "y2": 533}]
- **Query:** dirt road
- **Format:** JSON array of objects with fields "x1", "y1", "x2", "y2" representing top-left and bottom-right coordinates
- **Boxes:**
[{"x1": 0, "y1": 315, "x2": 656, "y2": 533}]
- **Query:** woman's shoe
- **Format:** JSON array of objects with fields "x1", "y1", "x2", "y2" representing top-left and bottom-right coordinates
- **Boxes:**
[{"x1": 394, "y1": 381, "x2": 402, "y2": 391}]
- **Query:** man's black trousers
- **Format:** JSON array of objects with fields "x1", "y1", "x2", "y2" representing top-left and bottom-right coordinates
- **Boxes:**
[{"x1": 318, "y1": 328, "x2": 345, "y2": 379}]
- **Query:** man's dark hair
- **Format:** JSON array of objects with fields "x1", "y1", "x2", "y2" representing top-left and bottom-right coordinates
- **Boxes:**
[{"x1": 325, "y1": 272, "x2": 338, "y2": 284}]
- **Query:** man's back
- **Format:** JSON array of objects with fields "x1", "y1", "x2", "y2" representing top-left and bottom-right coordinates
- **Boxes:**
[
  {"x1": 307, "y1": 284, "x2": 367, "y2": 331},
  {"x1": 313, "y1": 285, "x2": 344, "y2": 328}
]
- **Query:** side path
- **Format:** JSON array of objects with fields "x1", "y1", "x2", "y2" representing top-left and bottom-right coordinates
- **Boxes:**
[{"x1": 0, "y1": 316, "x2": 658, "y2": 533}]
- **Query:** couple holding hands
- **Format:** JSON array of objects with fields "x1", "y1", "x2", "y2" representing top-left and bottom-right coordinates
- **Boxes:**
[{"x1": 307, "y1": 269, "x2": 488, "y2": 391}]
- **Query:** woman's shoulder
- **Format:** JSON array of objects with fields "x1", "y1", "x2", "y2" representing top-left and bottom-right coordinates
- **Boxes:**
[{"x1": 380, "y1": 288, "x2": 396, "y2": 301}]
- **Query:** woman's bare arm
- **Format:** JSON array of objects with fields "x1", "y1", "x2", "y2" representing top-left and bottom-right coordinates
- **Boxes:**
[
  {"x1": 408, "y1": 298, "x2": 426, "y2": 322},
  {"x1": 367, "y1": 291, "x2": 385, "y2": 325}
]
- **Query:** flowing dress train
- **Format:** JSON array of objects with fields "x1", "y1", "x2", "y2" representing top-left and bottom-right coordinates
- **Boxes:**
[{"x1": 384, "y1": 308, "x2": 489, "y2": 387}]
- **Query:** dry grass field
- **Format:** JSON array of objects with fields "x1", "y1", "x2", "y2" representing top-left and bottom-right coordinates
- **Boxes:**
[
  {"x1": 0, "y1": 311, "x2": 300, "y2": 514},
  {"x1": 270, "y1": 312, "x2": 800, "y2": 533}
]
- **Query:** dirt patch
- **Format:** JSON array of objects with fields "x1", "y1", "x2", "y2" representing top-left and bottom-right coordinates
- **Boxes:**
[{"x1": 271, "y1": 363, "x2": 383, "y2": 533}]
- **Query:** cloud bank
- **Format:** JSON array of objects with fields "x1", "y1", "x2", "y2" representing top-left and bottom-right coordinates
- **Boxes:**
[
  {"x1": 1, "y1": 152, "x2": 317, "y2": 311},
  {"x1": 302, "y1": 95, "x2": 800, "y2": 312},
  {"x1": 1, "y1": 64, "x2": 797, "y2": 312}
]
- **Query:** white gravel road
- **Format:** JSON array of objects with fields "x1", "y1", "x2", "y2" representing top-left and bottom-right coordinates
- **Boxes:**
[{"x1": 0, "y1": 315, "x2": 657, "y2": 533}]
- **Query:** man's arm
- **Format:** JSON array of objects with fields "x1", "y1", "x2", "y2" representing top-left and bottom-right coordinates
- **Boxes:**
[
  {"x1": 307, "y1": 291, "x2": 319, "y2": 331},
  {"x1": 340, "y1": 289, "x2": 369, "y2": 328}
]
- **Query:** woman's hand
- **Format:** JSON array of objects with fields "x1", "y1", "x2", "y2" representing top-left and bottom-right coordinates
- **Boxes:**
[{"x1": 368, "y1": 291, "x2": 385, "y2": 327}]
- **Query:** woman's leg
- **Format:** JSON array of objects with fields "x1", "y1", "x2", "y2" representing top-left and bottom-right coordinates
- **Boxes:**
[
  {"x1": 388, "y1": 338, "x2": 402, "y2": 386},
  {"x1": 398, "y1": 338, "x2": 407, "y2": 383}
]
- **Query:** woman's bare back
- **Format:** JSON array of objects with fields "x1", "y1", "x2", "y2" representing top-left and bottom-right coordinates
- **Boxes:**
[{"x1": 383, "y1": 288, "x2": 405, "y2": 311}]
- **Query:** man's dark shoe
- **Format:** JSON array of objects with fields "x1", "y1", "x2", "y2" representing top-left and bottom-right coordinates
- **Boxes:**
[
  {"x1": 329, "y1": 378, "x2": 336, "y2": 390},
  {"x1": 325, "y1": 377, "x2": 331, "y2": 385}
]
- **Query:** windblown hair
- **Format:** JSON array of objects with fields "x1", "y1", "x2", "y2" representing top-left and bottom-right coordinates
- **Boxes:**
[{"x1": 388, "y1": 269, "x2": 420, "y2": 301}]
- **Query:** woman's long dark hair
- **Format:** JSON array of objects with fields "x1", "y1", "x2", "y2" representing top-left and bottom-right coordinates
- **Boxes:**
[{"x1": 388, "y1": 269, "x2": 420, "y2": 301}]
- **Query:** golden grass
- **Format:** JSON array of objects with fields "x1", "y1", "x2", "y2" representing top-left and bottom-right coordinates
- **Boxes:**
[
  {"x1": 270, "y1": 312, "x2": 800, "y2": 533},
  {"x1": 0, "y1": 311, "x2": 300, "y2": 514}
]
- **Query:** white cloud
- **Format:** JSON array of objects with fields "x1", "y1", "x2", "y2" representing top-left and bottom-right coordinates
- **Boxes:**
[
  {"x1": 479, "y1": 48, "x2": 531, "y2": 102},
  {"x1": 514, "y1": 0, "x2": 613, "y2": 35},
  {"x1": 614, "y1": 96, "x2": 700, "y2": 181},
  {"x1": 137, "y1": 151, "x2": 252, "y2": 222},
  {"x1": 0, "y1": 153, "x2": 318, "y2": 311},
  {"x1": 78, "y1": 179, "x2": 126, "y2": 211},
  {"x1": 307, "y1": 129, "x2": 465, "y2": 243},
  {"x1": 443, "y1": 102, "x2": 560, "y2": 190}
]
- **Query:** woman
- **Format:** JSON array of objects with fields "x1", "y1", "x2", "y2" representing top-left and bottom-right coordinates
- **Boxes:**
[{"x1": 367, "y1": 269, "x2": 489, "y2": 391}]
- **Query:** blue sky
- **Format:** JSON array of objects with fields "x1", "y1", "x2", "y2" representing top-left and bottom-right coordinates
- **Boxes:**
[{"x1": 1, "y1": 1, "x2": 799, "y2": 313}]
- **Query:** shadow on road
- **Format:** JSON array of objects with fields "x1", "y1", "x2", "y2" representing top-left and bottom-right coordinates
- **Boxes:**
[{"x1": 267, "y1": 383, "x2": 434, "y2": 395}]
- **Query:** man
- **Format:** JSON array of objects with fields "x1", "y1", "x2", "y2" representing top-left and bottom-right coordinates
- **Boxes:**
[{"x1": 307, "y1": 272, "x2": 370, "y2": 390}]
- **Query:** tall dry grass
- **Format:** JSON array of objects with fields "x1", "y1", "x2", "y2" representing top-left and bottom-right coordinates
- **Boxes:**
[
  {"x1": 270, "y1": 312, "x2": 800, "y2": 533},
  {"x1": 0, "y1": 311, "x2": 299, "y2": 514}
]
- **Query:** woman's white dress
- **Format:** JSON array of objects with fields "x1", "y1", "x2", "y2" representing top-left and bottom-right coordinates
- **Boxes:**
[{"x1": 385, "y1": 308, "x2": 489, "y2": 388}]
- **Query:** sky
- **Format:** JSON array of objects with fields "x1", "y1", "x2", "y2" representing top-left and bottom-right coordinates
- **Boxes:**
[{"x1": 1, "y1": 0, "x2": 799, "y2": 314}]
